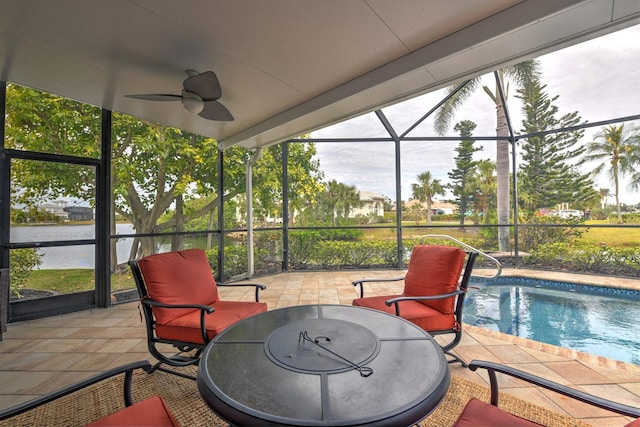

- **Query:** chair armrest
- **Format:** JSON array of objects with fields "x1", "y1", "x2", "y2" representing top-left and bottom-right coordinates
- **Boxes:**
[
  {"x1": 141, "y1": 298, "x2": 215, "y2": 313},
  {"x1": 468, "y1": 360, "x2": 640, "y2": 418},
  {"x1": 352, "y1": 276, "x2": 404, "y2": 298},
  {"x1": 0, "y1": 360, "x2": 152, "y2": 420},
  {"x1": 385, "y1": 290, "x2": 465, "y2": 316},
  {"x1": 217, "y1": 282, "x2": 267, "y2": 302}
]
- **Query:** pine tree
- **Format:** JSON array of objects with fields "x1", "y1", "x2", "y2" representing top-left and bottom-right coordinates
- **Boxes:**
[
  {"x1": 516, "y1": 78, "x2": 595, "y2": 213},
  {"x1": 448, "y1": 120, "x2": 482, "y2": 226}
]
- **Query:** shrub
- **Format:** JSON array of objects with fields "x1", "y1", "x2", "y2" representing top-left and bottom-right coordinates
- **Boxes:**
[
  {"x1": 525, "y1": 242, "x2": 640, "y2": 277},
  {"x1": 518, "y1": 215, "x2": 584, "y2": 252},
  {"x1": 9, "y1": 248, "x2": 43, "y2": 297}
]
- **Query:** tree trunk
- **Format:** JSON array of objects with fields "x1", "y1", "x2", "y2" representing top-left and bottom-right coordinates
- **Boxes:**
[
  {"x1": 206, "y1": 208, "x2": 215, "y2": 250},
  {"x1": 614, "y1": 169, "x2": 622, "y2": 224},
  {"x1": 109, "y1": 182, "x2": 118, "y2": 273},
  {"x1": 171, "y1": 195, "x2": 185, "y2": 251},
  {"x1": 496, "y1": 102, "x2": 511, "y2": 251}
]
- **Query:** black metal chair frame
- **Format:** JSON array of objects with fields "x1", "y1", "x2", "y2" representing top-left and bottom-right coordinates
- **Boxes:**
[
  {"x1": 353, "y1": 251, "x2": 478, "y2": 366},
  {"x1": 129, "y1": 260, "x2": 266, "y2": 380},
  {"x1": 468, "y1": 359, "x2": 640, "y2": 419},
  {"x1": 0, "y1": 360, "x2": 153, "y2": 421}
]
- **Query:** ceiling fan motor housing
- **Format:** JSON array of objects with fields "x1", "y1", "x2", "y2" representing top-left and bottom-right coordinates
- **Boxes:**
[{"x1": 181, "y1": 90, "x2": 204, "y2": 114}]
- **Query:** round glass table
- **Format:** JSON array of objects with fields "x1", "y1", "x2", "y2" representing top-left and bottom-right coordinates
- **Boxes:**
[{"x1": 197, "y1": 304, "x2": 450, "y2": 426}]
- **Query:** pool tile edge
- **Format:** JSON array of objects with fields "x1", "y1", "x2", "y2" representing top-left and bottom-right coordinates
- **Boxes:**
[{"x1": 464, "y1": 323, "x2": 640, "y2": 374}]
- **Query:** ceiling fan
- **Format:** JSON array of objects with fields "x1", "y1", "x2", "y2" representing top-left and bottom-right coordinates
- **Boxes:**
[{"x1": 126, "y1": 70, "x2": 233, "y2": 121}]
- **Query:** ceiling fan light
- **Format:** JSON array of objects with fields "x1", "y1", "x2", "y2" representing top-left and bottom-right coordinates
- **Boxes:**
[{"x1": 181, "y1": 90, "x2": 204, "y2": 114}]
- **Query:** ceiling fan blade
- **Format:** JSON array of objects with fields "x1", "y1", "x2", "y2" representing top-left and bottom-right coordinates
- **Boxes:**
[
  {"x1": 125, "y1": 94, "x2": 182, "y2": 101},
  {"x1": 199, "y1": 100, "x2": 234, "y2": 121},
  {"x1": 183, "y1": 71, "x2": 222, "y2": 100}
]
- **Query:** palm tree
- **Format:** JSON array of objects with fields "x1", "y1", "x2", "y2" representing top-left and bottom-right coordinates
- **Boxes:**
[
  {"x1": 434, "y1": 61, "x2": 539, "y2": 251},
  {"x1": 471, "y1": 160, "x2": 496, "y2": 224},
  {"x1": 599, "y1": 188, "x2": 611, "y2": 209},
  {"x1": 411, "y1": 171, "x2": 444, "y2": 225},
  {"x1": 585, "y1": 124, "x2": 640, "y2": 223},
  {"x1": 322, "y1": 180, "x2": 362, "y2": 225}
]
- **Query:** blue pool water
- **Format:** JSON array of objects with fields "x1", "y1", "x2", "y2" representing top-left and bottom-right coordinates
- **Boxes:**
[{"x1": 463, "y1": 277, "x2": 640, "y2": 365}]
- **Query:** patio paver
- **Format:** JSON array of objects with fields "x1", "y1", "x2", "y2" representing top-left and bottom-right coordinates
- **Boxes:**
[{"x1": 0, "y1": 269, "x2": 638, "y2": 426}]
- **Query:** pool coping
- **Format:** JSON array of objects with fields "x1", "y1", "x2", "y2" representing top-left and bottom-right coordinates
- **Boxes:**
[
  {"x1": 493, "y1": 268, "x2": 640, "y2": 291},
  {"x1": 464, "y1": 323, "x2": 640, "y2": 374}
]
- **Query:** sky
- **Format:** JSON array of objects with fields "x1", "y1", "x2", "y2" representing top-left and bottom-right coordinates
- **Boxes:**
[{"x1": 310, "y1": 24, "x2": 640, "y2": 206}]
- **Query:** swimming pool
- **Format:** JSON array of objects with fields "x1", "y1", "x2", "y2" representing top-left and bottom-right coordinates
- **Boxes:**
[{"x1": 463, "y1": 277, "x2": 640, "y2": 365}]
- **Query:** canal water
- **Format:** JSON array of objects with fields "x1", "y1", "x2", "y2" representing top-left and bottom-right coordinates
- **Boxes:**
[{"x1": 10, "y1": 223, "x2": 136, "y2": 269}]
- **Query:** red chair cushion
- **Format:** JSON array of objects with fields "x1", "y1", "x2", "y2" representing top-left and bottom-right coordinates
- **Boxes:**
[
  {"x1": 84, "y1": 395, "x2": 179, "y2": 426},
  {"x1": 453, "y1": 398, "x2": 543, "y2": 427},
  {"x1": 155, "y1": 300, "x2": 267, "y2": 344},
  {"x1": 403, "y1": 245, "x2": 466, "y2": 313},
  {"x1": 137, "y1": 249, "x2": 220, "y2": 325},
  {"x1": 625, "y1": 418, "x2": 640, "y2": 427},
  {"x1": 352, "y1": 295, "x2": 456, "y2": 331}
]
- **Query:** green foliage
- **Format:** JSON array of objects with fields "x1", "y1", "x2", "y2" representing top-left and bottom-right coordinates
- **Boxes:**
[
  {"x1": 607, "y1": 212, "x2": 640, "y2": 224},
  {"x1": 10, "y1": 207, "x2": 61, "y2": 223},
  {"x1": 518, "y1": 215, "x2": 584, "y2": 251},
  {"x1": 7, "y1": 84, "x2": 100, "y2": 207},
  {"x1": 516, "y1": 77, "x2": 595, "y2": 211},
  {"x1": 318, "y1": 228, "x2": 364, "y2": 240},
  {"x1": 525, "y1": 242, "x2": 640, "y2": 277},
  {"x1": 9, "y1": 248, "x2": 43, "y2": 297},
  {"x1": 449, "y1": 120, "x2": 481, "y2": 225},
  {"x1": 313, "y1": 180, "x2": 362, "y2": 225},
  {"x1": 589, "y1": 207, "x2": 611, "y2": 220},
  {"x1": 469, "y1": 160, "x2": 497, "y2": 225},
  {"x1": 289, "y1": 230, "x2": 322, "y2": 268},
  {"x1": 585, "y1": 124, "x2": 640, "y2": 223},
  {"x1": 294, "y1": 240, "x2": 398, "y2": 269},
  {"x1": 7, "y1": 85, "x2": 324, "y2": 262}
]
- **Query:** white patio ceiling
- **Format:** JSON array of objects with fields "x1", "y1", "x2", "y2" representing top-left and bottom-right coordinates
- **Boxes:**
[{"x1": 1, "y1": 0, "x2": 638, "y2": 150}]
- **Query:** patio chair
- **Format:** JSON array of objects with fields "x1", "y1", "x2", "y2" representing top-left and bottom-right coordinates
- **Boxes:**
[
  {"x1": 454, "y1": 360, "x2": 640, "y2": 426},
  {"x1": 0, "y1": 361, "x2": 179, "y2": 426},
  {"x1": 129, "y1": 248, "x2": 267, "y2": 379},
  {"x1": 352, "y1": 245, "x2": 477, "y2": 366}
]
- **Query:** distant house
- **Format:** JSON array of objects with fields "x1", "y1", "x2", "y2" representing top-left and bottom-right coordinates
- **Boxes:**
[
  {"x1": 403, "y1": 199, "x2": 455, "y2": 215},
  {"x1": 349, "y1": 190, "x2": 386, "y2": 218},
  {"x1": 63, "y1": 206, "x2": 94, "y2": 221},
  {"x1": 39, "y1": 200, "x2": 94, "y2": 221},
  {"x1": 39, "y1": 200, "x2": 69, "y2": 220}
]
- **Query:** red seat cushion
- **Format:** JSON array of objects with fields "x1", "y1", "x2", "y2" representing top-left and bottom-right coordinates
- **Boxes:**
[
  {"x1": 403, "y1": 245, "x2": 466, "y2": 313},
  {"x1": 137, "y1": 249, "x2": 220, "y2": 325},
  {"x1": 625, "y1": 419, "x2": 640, "y2": 427},
  {"x1": 156, "y1": 300, "x2": 267, "y2": 344},
  {"x1": 84, "y1": 395, "x2": 179, "y2": 426},
  {"x1": 352, "y1": 295, "x2": 456, "y2": 331},
  {"x1": 454, "y1": 398, "x2": 543, "y2": 427}
]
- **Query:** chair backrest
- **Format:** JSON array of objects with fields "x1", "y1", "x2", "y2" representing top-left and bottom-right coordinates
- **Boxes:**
[
  {"x1": 403, "y1": 245, "x2": 467, "y2": 314},
  {"x1": 134, "y1": 249, "x2": 220, "y2": 324}
]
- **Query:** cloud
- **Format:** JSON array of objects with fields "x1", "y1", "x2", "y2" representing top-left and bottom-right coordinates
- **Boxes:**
[{"x1": 310, "y1": 25, "x2": 640, "y2": 205}]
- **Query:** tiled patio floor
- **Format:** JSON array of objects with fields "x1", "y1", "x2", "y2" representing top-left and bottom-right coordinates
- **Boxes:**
[{"x1": 0, "y1": 269, "x2": 639, "y2": 426}]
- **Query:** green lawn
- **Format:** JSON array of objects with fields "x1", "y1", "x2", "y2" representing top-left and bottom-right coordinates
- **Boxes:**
[
  {"x1": 22, "y1": 268, "x2": 135, "y2": 294},
  {"x1": 17, "y1": 219, "x2": 637, "y2": 295},
  {"x1": 579, "y1": 220, "x2": 640, "y2": 247}
]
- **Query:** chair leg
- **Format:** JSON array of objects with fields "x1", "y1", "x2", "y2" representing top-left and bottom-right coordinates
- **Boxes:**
[
  {"x1": 445, "y1": 350, "x2": 468, "y2": 367},
  {"x1": 155, "y1": 365, "x2": 197, "y2": 381},
  {"x1": 146, "y1": 345, "x2": 202, "y2": 380}
]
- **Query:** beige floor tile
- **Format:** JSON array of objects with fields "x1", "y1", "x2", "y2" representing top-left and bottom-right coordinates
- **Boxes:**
[
  {"x1": 485, "y1": 345, "x2": 539, "y2": 363},
  {"x1": 503, "y1": 387, "x2": 570, "y2": 416},
  {"x1": 582, "y1": 416, "x2": 637, "y2": 427},
  {"x1": 544, "y1": 360, "x2": 613, "y2": 385},
  {"x1": 578, "y1": 384, "x2": 640, "y2": 409},
  {"x1": 0, "y1": 268, "x2": 637, "y2": 427}
]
